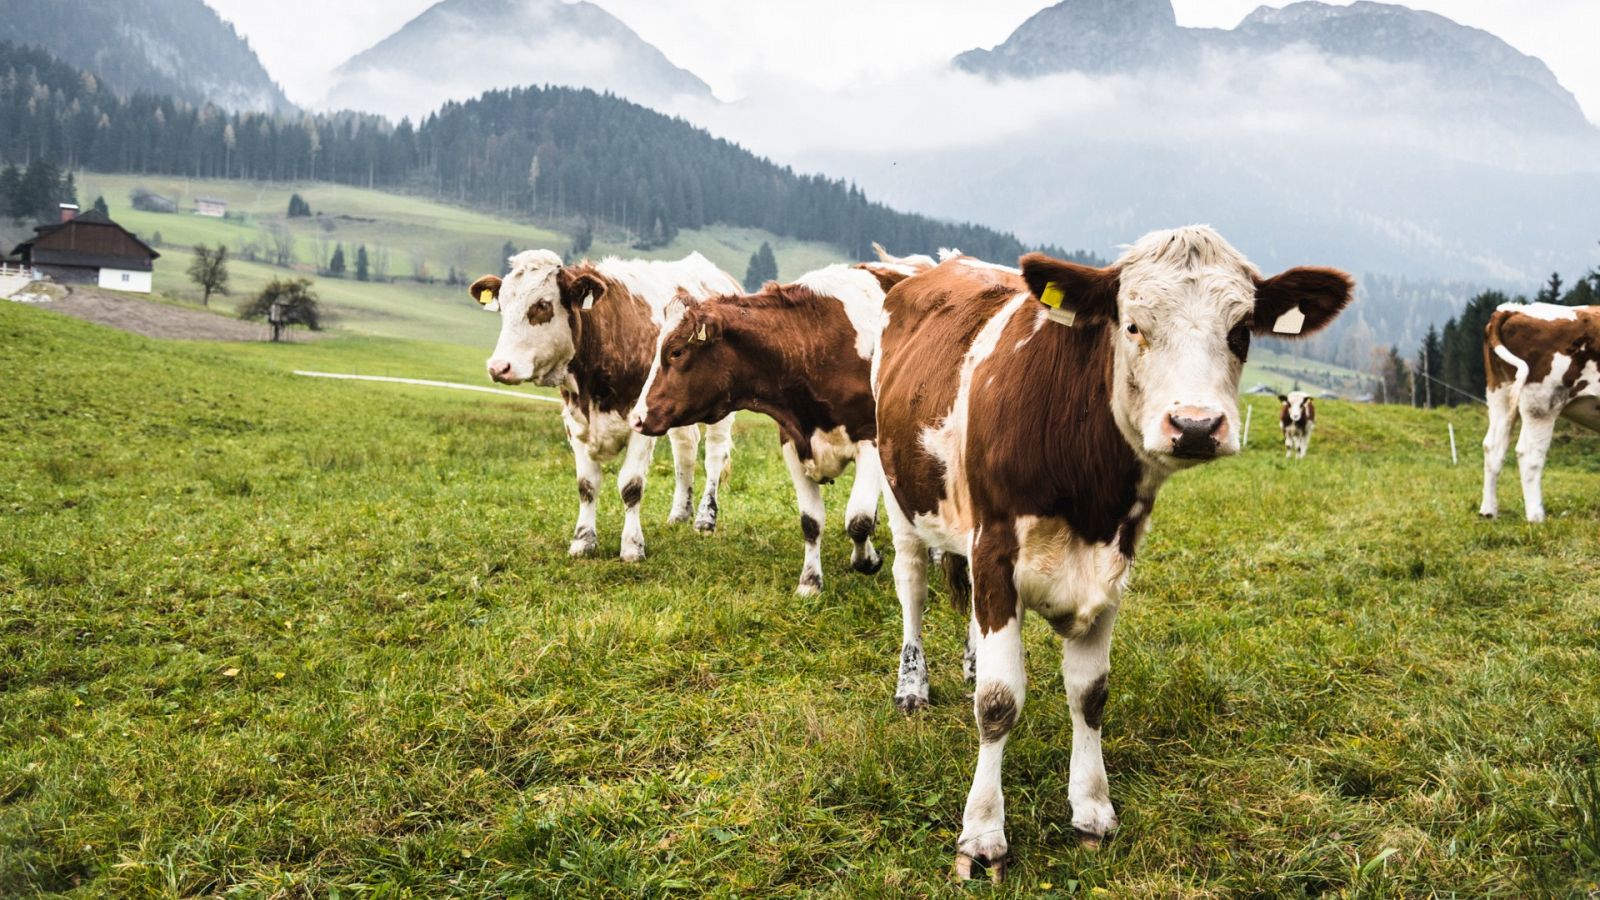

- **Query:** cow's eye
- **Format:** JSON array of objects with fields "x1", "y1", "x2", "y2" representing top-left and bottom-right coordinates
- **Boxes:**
[
  {"x1": 1125, "y1": 323, "x2": 1139, "y2": 335},
  {"x1": 1227, "y1": 324, "x2": 1251, "y2": 361},
  {"x1": 669, "y1": 347, "x2": 684, "y2": 361}
]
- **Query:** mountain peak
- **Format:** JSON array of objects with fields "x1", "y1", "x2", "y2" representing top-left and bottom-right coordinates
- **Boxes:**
[{"x1": 955, "y1": 0, "x2": 1180, "y2": 78}]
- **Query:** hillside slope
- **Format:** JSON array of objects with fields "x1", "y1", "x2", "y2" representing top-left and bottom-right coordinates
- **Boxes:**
[{"x1": 0, "y1": 0, "x2": 290, "y2": 112}]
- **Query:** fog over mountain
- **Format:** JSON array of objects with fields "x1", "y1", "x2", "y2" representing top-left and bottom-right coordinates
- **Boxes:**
[
  {"x1": 663, "y1": 0, "x2": 1598, "y2": 286},
  {"x1": 325, "y1": 0, "x2": 713, "y2": 120}
]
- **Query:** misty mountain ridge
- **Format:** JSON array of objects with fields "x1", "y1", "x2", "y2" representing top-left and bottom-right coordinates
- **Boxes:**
[
  {"x1": 956, "y1": 0, "x2": 1591, "y2": 135},
  {"x1": 325, "y1": 0, "x2": 714, "y2": 121},
  {"x1": 0, "y1": 0, "x2": 290, "y2": 113}
]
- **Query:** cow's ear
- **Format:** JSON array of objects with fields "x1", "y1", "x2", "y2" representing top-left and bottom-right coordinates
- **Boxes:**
[
  {"x1": 557, "y1": 268, "x2": 607, "y2": 310},
  {"x1": 1253, "y1": 267, "x2": 1353, "y2": 337},
  {"x1": 856, "y1": 262, "x2": 911, "y2": 294},
  {"x1": 1278, "y1": 394, "x2": 1289, "y2": 404},
  {"x1": 685, "y1": 304, "x2": 723, "y2": 345},
  {"x1": 469, "y1": 275, "x2": 502, "y2": 307},
  {"x1": 1020, "y1": 253, "x2": 1119, "y2": 325}
]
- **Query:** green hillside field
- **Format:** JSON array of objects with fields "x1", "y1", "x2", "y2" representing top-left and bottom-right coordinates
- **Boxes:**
[
  {"x1": 4, "y1": 300, "x2": 1600, "y2": 896},
  {"x1": 73, "y1": 173, "x2": 849, "y2": 347}
]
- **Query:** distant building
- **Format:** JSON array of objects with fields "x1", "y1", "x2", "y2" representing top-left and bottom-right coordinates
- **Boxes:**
[
  {"x1": 9, "y1": 206, "x2": 160, "y2": 294},
  {"x1": 195, "y1": 196, "x2": 228, "y2": 218},
  {"x1": 130, "y1": 189, "x2": 178, "y2": 214}
]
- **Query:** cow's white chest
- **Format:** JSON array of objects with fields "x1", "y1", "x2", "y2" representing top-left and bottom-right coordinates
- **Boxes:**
[
  {"x1": 564, "y1": 403, "x2": 633, "y2": 461},
  {"x1": 1013, "y1": 516, "x2": 1135, "y2": 639},
  {"x1": 802, "y1": 426, "x2": 857, "y2": 483}
]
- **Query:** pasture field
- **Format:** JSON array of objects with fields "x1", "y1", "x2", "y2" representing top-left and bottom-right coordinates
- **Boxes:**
[
  {"x1": 4, "y1": 301, "x2": 1600, "y2": 897},
  {"x1": 73, "y1": 173, "x2": 844, "y2": 347}
]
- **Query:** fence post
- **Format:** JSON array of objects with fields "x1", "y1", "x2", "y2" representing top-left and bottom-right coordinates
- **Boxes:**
[
  {"x1": 1243, "y1": 404, "x2": 1253, "y2": 448},
  {"x1": 1448, "y1": 422, "x2": 1458, "y2": 466}
]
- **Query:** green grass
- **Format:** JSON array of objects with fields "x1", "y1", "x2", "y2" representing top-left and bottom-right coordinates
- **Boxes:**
[
  {"x1": 76, "y1": 173, "x2": 846, "y2": 347},
  {"x1": 4, "y1": 303, "x2": 1600, "y2": 896}
]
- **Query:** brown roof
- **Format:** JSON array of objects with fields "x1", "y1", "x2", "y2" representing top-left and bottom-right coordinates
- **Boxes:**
[{"x1": 11, "y1": 210, "x2": 160, "y2": 271}]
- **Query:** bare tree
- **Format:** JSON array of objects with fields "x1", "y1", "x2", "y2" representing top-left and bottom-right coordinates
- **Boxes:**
[
  {"x1": 186, "y1": 244, "x2": 229, "y2": 307},
  {"x1": 312, "y1": 234, "x2": 331, "y2": 275},
  {"x1": 265, "y1": 224, "x2": 297, "y2": 268},
  {"x1": 371, "y1": 245, "x2": 390, "y2": 283},
  {"x1": 409, "y1": 247, "x2": 431, "y2": 283}
]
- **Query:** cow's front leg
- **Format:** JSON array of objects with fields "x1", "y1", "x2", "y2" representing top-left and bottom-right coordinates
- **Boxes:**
[
  {"x1": 617, "y1": 432, "x2": 656, "y2": 561},
  {"x1": 1062, "y1": 604, "x2": 1119, "y2": 844},
  {"x1": 665, "y1": 425, "x2": 699, "y2": 525},
  {"x1": 956, "y1": 523, "x2": 1024, "y2": 882},
  {"x1": 568, "y1": 438, "x2": 602, "y2": 557},
  {"x1": 696, "y1": 414, "x2": 735, "y2": 532},
  {"x1": 845, "y1": 441, "x2": 883, "y2": 575},
  {"x1": 781, "y1": 440, "x2": 825, "y2": 595},
  {"x1": 884, "y1": 497, "x2": 928, "y2": 712},
  {"x1": 1283, "y1": 432, "x2": 1293, "y2": 458},
  {"x1": 1300, "y1": 427, "x2": 1312, "y2": 459}
]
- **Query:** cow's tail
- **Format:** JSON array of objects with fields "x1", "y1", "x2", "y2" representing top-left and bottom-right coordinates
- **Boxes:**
[
  {"x1": 941, "y1": 552, "x2": 971, "y2": 617},
  {"x1": 1483, "y1": 309, "x2": 1529, "y2": 399},
  {"x1": 871, "y1": 242, "x2": 939, "y2": 271}
]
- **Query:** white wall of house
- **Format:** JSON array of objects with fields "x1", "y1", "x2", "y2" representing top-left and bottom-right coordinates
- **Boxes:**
[{"x1": 99, "y1": 269, "x2": 153, "y2": 294}]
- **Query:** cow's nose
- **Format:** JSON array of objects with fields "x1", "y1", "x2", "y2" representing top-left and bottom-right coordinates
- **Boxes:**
[
  {"x1": 629, "y1": 411, "x2": 646, "y2": 432},
  {"x1": 488, "y1": 360, "x2": 513, "y2": 382},
  {"x1": 1164, "y1": 407, "x2": 1228, "y2": 459}
]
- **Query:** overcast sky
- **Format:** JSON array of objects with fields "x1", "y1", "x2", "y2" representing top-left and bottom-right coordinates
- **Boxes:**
[{"x1": 209, "y1": 0, "x2": 1600, "y2": 123}]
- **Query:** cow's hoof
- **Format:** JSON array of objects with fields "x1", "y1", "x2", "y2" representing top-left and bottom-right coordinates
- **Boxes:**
[
  {"x1": 851, "y1": 552, "x2": 883, "y2": 575},
  {"x1": 568, "y1": 540, "x2": 597, "y2": 558},
  {"x1": 1478, "y1": 511, "x2": 1496, "y2": 519},
  {"x1": 667, "y1": 510, "x2": 692, "y2": 526},
  {"x1": 894, "y1": 691, "x2": 928, "y2": 714},
  {"x1": 694, "y1": 516, "x2": 717, "y2": 534},
  {"x1": 620, "y1": 541, "x2": 646, "y2": 563},
  {"x1": 1526, "y1": 512, "x2": 1546, "y2": 524},
  {"x1": 795, "y1": 581, "x2": 821, "y2": 598},
  {"x1": 953, "y1": 851, "x2": 1007, "y2": 883},
  {"x1": 1071, "y1": 802, "x2": 1118, "y2": 846}
]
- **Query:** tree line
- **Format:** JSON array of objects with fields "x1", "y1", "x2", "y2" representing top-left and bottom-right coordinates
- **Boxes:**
[{"x1": 0, "y1": 40, "x2": 1097, "y2": 265}]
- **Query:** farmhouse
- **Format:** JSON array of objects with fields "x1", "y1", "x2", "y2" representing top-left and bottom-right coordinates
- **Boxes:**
[
  {"x1": 8, "y1": 205, "x2": 160, "y2": 294},
  {"x1": 195, "y1": 196, "x2": 228, "y2": 218}
]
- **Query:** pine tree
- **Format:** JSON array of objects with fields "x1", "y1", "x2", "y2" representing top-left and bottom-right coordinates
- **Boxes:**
[
  {"x1": 501, "y1": 241, "x2": 517, "y2": 263},
  {"x1": 1535, "y1": 272, "x2": 1563, "y2": 304},
  {"x1": 356, "y1": 245, "x2": 370, "y2": 282},
  {"x1": 1415, "y1": 325, "x2": 1442, "y2": 407},
  {"x1": 91, "y1": 195, "x2": 109, "y2": 216},
  {"x1": 329, "y1": 244, "x2": 346, "y2": 278},
  {"x1": 743, "y1": 241, "x2": 778, "y2": 291}
]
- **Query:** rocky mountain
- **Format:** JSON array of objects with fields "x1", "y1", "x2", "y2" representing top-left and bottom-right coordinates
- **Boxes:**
[
  {"x1": 325, "y1": 0, "x2": 714, "y2": 121},
  {"x1": 957, "y1": 0, "x2": 1589, "y2": 133},
  {"x1": 0, "y1": 0, "x2": 290, "y2": 113}
]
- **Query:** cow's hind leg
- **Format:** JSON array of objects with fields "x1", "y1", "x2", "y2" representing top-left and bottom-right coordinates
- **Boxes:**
[
  {"x1": 845, "y1": 441, "x2": 883, "y2": 575},
  {"x1": 617, "y1": 432, "x2": 656, "y2": 561},
  {"x1": 957, "y1": 522, "x2": 1023, "y2": 882},
  {"x1": 696, "y1": 414, "x2": 735, "y2": 532},
  {"x1": 781, "y1": 441, "x2": 826, "y2": 595},
  {"x1": 1061, "y1": 606, "x2": 1119, "y2": 844},
  {"x1": 569, "y1": 439, "x2": 602, "y2": 557},
  {"x1": 884, "y1": 496, "x2": 928, "y2": 712},
  {"x1": 666, "y1": 425, "x2": 699, "y2": 525},
  {"x1": 1515, "y1": 404, "x2": 1559, "y2": 523},
  {"x1": 1480, "y1": 384, "x2": 1516, "y2": 517}
]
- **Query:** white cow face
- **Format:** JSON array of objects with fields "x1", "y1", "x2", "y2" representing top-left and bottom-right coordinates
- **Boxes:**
[
  {"x1": 1280, "y1": 392, "x2": 1312, "y2": 425},
  {"x1": 472, "y1": 250, "x2": 604, "y2": 387},
  {"x1": 1022, "y1": 226, "x2": 1352, "y2": 469}
]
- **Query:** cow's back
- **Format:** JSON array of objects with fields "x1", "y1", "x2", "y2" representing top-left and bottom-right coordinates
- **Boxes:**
[
  {"x1": 876, "y1": 260, "x2": 1026, "y2": 522},
  {"x1": 1485, "y1": 304, "x2": 1600, "y2": 392}
]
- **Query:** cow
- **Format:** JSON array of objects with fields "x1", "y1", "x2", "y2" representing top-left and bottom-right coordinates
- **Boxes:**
[
  {"x1": 872, "y1": 227, "x2": 1352, "y2": 880},
  {"x1": 628, "y1": 249, "x2": 937, "y2": 594},
  {"x1": 471, "y1": 250, "x2": 741, "y2": 562},
  {"x1": 1279, "y1": 391, "x2": 1316, "y2": 458},
  {"x1": 1479, "y1": 302, "x2": 1600, "y2": 522}
]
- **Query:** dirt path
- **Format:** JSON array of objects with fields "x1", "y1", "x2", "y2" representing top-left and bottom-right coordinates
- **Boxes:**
[{"x1": 21, "y1": 284, "x2": 297, "y2": 342}]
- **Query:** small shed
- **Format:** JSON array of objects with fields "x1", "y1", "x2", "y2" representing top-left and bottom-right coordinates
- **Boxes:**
[
  {"x1": 195, "y1": 197, "x2": 228, "y2": 218},
  {"x1": 9, "y1": 207, "x2": 160, "y2": 293}
]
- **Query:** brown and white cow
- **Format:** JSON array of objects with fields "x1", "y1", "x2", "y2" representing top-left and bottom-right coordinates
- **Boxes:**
[
  {"x1": 1480, "y1": 302, "x2": 1600, "y2": 522},
  {"x1": 1279, "y1": 391, "x2": 1316, "y2": 458},
  {"x1": 872, "y1": 227, "x2": 1351, "y2": 880},
  {"x1": 471, "y1": 250, "x2": 741, "y2": 561},
  {"x1": 628, "y1": 250, "x2": 936, "y2": 594}
]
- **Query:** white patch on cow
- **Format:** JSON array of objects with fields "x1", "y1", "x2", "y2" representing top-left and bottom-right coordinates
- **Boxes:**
[
  {"x1": 564, "y1": 405, "x2": 634, "y2": 462},
  {"x1": 959, "y1": 257, "x2": 1022, "y2": 275},
  {"x1": 802, "y1": 425, "x2": 859, "y2": 483},
  {"x1": 1499, "y1": 301, "x2": 1579, "y2": 322},
  {"x1": 1013, "y1": 517, "x2": 1128, "y2": 639},
  {"x1": 599, "y1": 251, "x2": 738, "y2": 325},
  {"x1": 794, "y1": 265, "x2": 888, "y2": 360}
]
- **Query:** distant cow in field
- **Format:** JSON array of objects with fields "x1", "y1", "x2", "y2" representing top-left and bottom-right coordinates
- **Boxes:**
[
  {"x1": 471, "y1": 250, "x2": 741, "y2": 561},
  {"x1": 1480, "y1": 302, "x2": 1600, "y2": 522},
  {"x1": 1279, "y1": 391, "x2": 1315, "y2": 458},
  {"x1": 873, "y1": 227, "x2": 1351, "y2": 880},
  {"x1": 629, "y1": 248, "x2": 936, "y2": 594}
]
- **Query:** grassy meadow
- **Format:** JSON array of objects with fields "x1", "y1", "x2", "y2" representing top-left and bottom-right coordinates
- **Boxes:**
[
  {"x1": 73, "y1": 173, "x2": 844, "y2": 347},
  {"x1": 4, "y1": 300, "x2": 1600, "y2": 897}
]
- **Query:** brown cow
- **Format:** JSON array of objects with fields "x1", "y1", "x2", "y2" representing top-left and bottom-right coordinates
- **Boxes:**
[
  {"x1": 1279, "y1": 391, "x2": 1315, "y2": 458},
  {"x1": 1480, "y1": 302, "x2": 1600, "y2": 522},
  {"x1": 471, "y1": 250, "x2": 740, "y2": 562},
  {"x1": 873, "y1": 227, "x2": 1351, "y2": 880},
  {"x1": 629, "y1": 251, "x2": 936, "y2": 593}
]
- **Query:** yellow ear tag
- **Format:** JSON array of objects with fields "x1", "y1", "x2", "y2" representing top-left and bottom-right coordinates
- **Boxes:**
[
  {"x1": 695, "y1": 324, "x2": 708, "y2": 342},
  {"x1": 477, "y1": 288, "x2": 494, "y2": 306},
  {"x1": 1040, "y1": 282, "x2": 1075, "y2": 326},
  {"x1": 582, "y1": 293, "x2": 596, "y2": 310}
]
